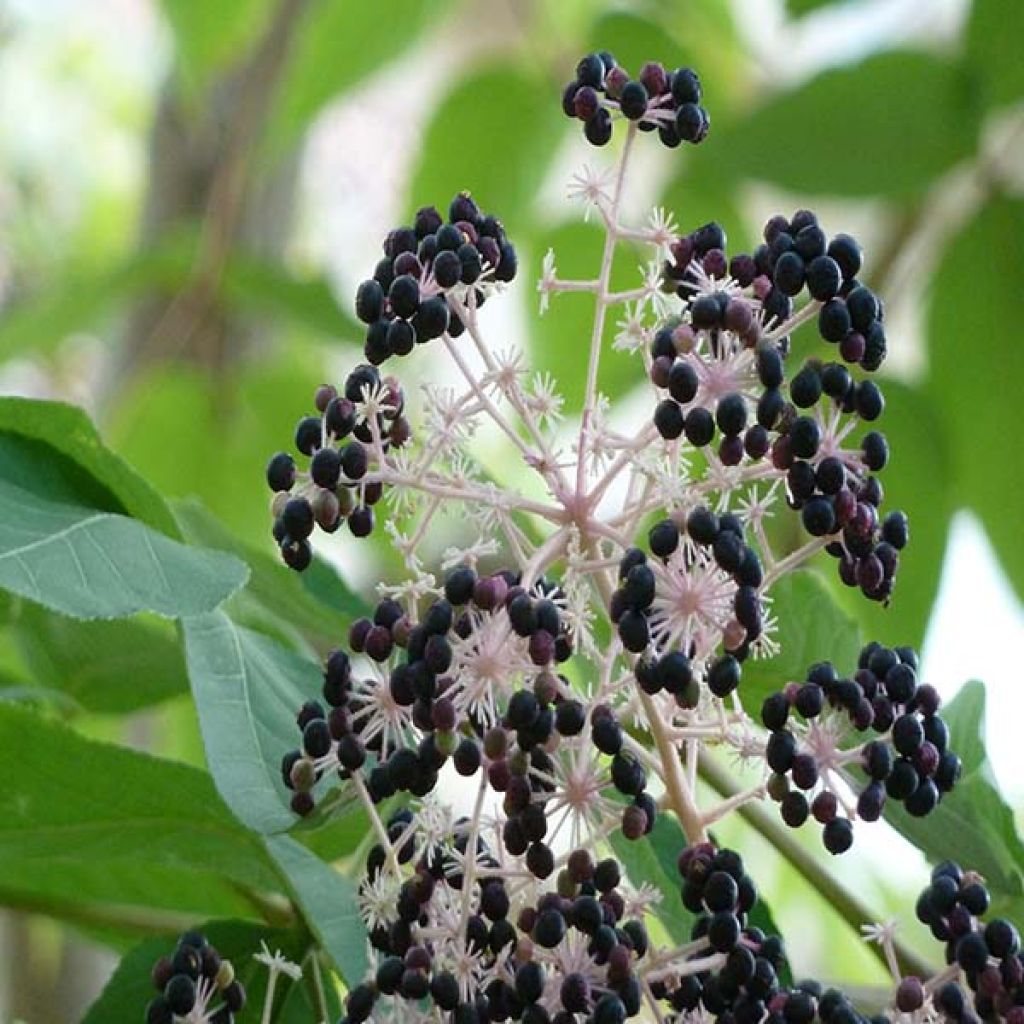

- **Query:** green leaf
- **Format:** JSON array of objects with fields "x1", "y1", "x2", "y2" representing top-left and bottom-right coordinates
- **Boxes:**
[
  {"x1": 183, "y1": 611, "x2": 322, "y2": 834},
  {"x1": 0, "y1": 703, "x2": 281, "y2": 929},
  {"x1": 174, "y1": 498, "x2": 369, "y2": 651},
  {"x1": 9, "y1": 602, "x2": 187, "y2": 714},
  {"x1": 530, "y1": 221, "x2": 647, "y2": 412},
  {"x1": 267, "y1": 0, "x2": 450, "y2": 150},
  {"x1": 926, "y1": 195, "x2": 1024, "y2": 602},
  {"x1": 409, "y1": 63, "x2": 563, "y2": 232},
  {"x1": 83, "y1": 919, "x2": 320, "y2": 1024},
  {"x1": 714, "y1": 51, "x2": 979, "y2": 197},
  {"x1": 839, "y1": 379, "x2": 952, "y2": 651},
  {"x1": 0, "y1": 478, "x2": 247, "y2": 620},
  {"x1": 0, "y1": 397, "x2": 179, "y2": 536},
  {"x1": 741, "y1": 571, "x2": 863, "y2": 714},
  {"x1": 265, "y1": 834, "x2": 368, "y2": 985},
  {"x1": 883, "y1": 682, "x2": 1024, "y2": 911},
  {"x1": 965, "y1": 0, "x2": 1024, "y2": 111}
]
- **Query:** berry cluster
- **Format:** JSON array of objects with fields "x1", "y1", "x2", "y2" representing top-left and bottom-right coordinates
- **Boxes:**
[
  {"x1": 761, "y1": 642, "x2": 961, "y2": 853},
  {"x1": 355, "y1": 192, "x2": 517, "y2": 366},
  {"x1": 611, "y1": 506, "x2": 765, "y2": 679},
  {"x1": 562, "y1": 51, "x2": 710, "y2": 148},
  {"x1": 265, "y1": 367, "x2": 409, "y2": 566},
  {"x1": 649, "y1": 218, "x2": 906, "y2": 603},
  {"x1": 664, "y1": 842, "x2": 789, "y2": 1018},
  {"x1": 281, "y1": 567, "x2": 577, "y2": 818},
  {"x1": 145, "y1": 932, "x2": 244, "y2": 1024},
  {"x1": 662, "y1": 210, "x2": 884, "y2": 372},
  {"x1": 916, "y1": 863, "x2": 1024, "y2": 1024}
]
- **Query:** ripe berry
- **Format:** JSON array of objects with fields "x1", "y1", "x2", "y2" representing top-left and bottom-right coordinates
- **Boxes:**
[
  {"x1": 389, "y1": 274, "x2": 420, "y2": 318},
  {"x1": 266, "y1": 452, "x2": 296, "y2": 492},
  {"x1": 654, "y1": 399, "x2": 685, "y2": 440},
  {"x1": 619, "y1": 81, "x2": 649, "y2": 120},
  {"x1": 668, "y1": 360, "x2": 699, "y2": 403},
  {"x1": 684, "y1": 407, "x2": 715, "y2": 447},
  {"x1": 822, "y1": 817, "x2": 853, "y2": 854},
  {"x1": 585, "y1": 109, "x2": 613, "y2": 146},
  {"x1": 806, "y1": 255, "x2": 842, "y2": 300},
  {"x1": 715, "y1": 393, "x2": 748, "y2": 436}
]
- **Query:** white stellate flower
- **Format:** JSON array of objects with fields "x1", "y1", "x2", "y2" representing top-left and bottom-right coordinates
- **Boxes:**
[
  {"x1": 355, "y1": 379, "x2": 401, "y2": 433},
  {"x1": 612, "y1": 301, "x2": 649, "y2": 353},
  {"x1": 483, "y1": 346, "x2": 528, "y2": 399},
  {"x1": 358, "y1": 868, "x2": 404, "y2": 933},
  {"x1": 347, "y1": 662, "x2": 419, "y2": 757},
  {"x1": 526, "y1": 371, "x2": 565, "y2": 428},
  {"x1": 537, "y1": 248, "x2": 558, "y2": 315},
  {"x1": 567, "y1": 163, "x2": 614, "y2": 217},
  {"x1": 647, "y1": 544, "x2": 738, "y2": 663},
  {"x1": 446, "y1": 607, "x2": 535, "y2": 726},
  {"x1": 622, "y1": 880, "x2": 662, "y2": 918},
  {"x1": 422, "y1": 384, "x2": 477, "y2": 452},
  {"x1": 441, "y1": 536, "x2": 500, "y2": 570},
  {"x1": 531, "y1": 737, "x2": 624, "y2": 849},
  {"x1": 735, "y1": 482, "x2": 781, "y2": 528},
  {"x1": 647, "y1": 205, "x2": 679, "y2": 251},
  {"x1": 583, "y1": 394, "x2": 617, "y2": 472},
  {"x1": 253, "y1": 941, "x2": 303, "y2": 983}
]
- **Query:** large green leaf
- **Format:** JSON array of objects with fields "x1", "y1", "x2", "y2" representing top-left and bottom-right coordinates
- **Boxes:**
[
  {"x1": 965, "y1": 0, "x2": 1024, "y2": 111},
  {"x1": 10, "y1": 602, "x2": 187, "y2": 714},
  {"x1": 183, "y1": 611, "x2": 322, "y2": 834},
  {"x1": 267, "y1": 0, "x2": 450, "y2": 149},
  {"x1": 82, "y1": 919, "x2": 334, "y2": 1024},
  {"x1": 883, "y1": 682, "x2": 1024, "y2": 913},
  {"x1": 714, "y1": 51, "x2": 979, "y2": 197},
  {"x1": 837, "y1": 379, "x2": 952, "y2": 651},
  {"x1": 742, "y1": 571, "x2": 863, "y2": 714},
  {"x1": 0, "y1": 478, "x2": 246, "y2": 620},
  {"x1": 174, "y1": 498, "x2": 369, "y2": 652},
  {"x1": 0, "y1": 704, "x2": 281, "y2": 929},
  {"x1": 265, "y1": 834, "x2": 368, "y2": 985},
  {"x1": 926, "y1": 196, "x2": 1024, "y2": 602},
  {"x1": 409, "y1": 63, "x2": 563, "y2": 232},
  {"x1": 0, "y1": 397, "x2": 178, "y2": 536}
]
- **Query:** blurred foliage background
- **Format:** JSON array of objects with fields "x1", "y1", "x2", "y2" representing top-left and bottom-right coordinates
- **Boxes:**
[{"x1": 0, "y1": 0, "x2": 1022, "y2": 1019}]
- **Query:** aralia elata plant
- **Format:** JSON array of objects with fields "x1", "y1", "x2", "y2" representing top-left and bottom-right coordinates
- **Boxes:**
[{"x1": 144, "y1": 51, "x2": 1020, "y2": 1024}]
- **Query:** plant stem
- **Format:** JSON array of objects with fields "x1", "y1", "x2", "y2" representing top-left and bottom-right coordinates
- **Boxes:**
[
  {"x1": 697, "y1": 753, "x2": 933, "y2": 979},
  {"x1": 306, "y1": 949, "x2": 329, "y2": 1023}
]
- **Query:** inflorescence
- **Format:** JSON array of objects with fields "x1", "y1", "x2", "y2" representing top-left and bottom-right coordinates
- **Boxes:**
[
  {"x1": 150, "y1": 45, "x2": 1012, "y2": 1024},
  {"x1": 145, "y1": 932, "x2": 245, "y2": 1024}
]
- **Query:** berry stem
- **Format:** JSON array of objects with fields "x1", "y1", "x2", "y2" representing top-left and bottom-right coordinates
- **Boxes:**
[
  {"x1": 700, "y1": 781, "x2": 767, "y2": 828},
  {"x1": 351, "y1": 771, "x2": 401, "y2": 873},
  {"x1": 306, "y1": 950, "x2": 328, "y2": 1024},
  {"x1": 577, "y1": 120, "x2": 638, "y2": 499}
]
